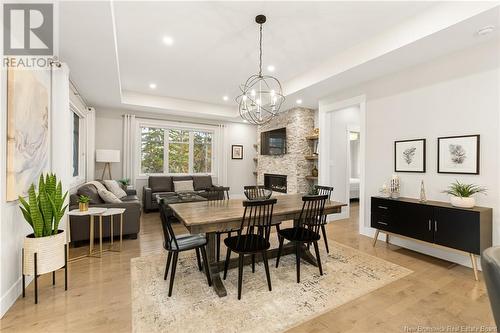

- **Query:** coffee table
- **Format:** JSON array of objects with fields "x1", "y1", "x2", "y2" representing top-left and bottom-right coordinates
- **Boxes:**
[{"x1": 156, "y1": 193, "x2": 207, "y2": 218}]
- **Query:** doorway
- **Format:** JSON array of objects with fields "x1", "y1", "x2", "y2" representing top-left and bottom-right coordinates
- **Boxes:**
[{"x1": 318, "y1": 95, "x2": 366, "y2": 234}]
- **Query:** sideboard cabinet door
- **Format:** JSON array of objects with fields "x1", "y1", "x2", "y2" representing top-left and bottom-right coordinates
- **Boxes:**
[
  {"x1": 396, "y1": 201, "x2": 434, "y2": 243},
  {"x1": 433, "y1": 207, "x2": 480, "y2": 254}
]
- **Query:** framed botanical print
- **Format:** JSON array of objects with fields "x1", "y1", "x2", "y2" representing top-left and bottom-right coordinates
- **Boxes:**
[
  {"x1": 438, "y1": 135, "x2": 480, "y2": 174},
  {"x1": 231, "y1": 145, "x2": 243, "y2": 160},
  {"x1": 394, "y1": 139, "x2": 426, "y2": 173}
]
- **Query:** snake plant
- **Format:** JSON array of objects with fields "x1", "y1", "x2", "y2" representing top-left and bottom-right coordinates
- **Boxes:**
[{"x1": 19, "y1": 173, "x2": 68, "y2": 237}]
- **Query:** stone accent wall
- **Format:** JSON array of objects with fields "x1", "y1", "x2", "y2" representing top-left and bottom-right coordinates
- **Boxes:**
[{"x1": 257, "y1": 107, "x2": 315, "y2": 194}]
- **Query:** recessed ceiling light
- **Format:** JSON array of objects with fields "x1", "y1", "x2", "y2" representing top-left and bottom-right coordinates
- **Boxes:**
[
  {"x1": 149, "y1": 83, "x2": 157, "y2": 89},
  {"x1": 222, "y1": 95, "x2": 229, "y2": 101},
  {"x1": 296, "y1": 99, "x2": 303, "y2": 105},
  {"x1": 477, "y1": 25, "x2": 495, "y2": 36},
  {"x1": 162, "y1": 36, "x2": 174, "y2": 46},
  {"x1": 267, "y1": 65, "x2": 275, "y2": 72}
]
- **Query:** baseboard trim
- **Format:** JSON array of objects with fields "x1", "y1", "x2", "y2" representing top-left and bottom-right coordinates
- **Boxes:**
[
  {"x1": 0, "y1": 275, "x2": 32, "y2": 318},
  {"x1": 360, "y1": 226, "x2": 481, "y2": 271}
]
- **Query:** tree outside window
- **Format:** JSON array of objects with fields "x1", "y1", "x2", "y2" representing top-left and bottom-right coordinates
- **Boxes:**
[
  {"x1": 193, "y1": 131, "x2": 212, "y2": 173},
  {"x1": 168, "y1": 129, "x2": 189, "y2": 173},
  {"x1": 140, "y1": 126, "x2": 212, "y2": 174},
  {"x1": 141, "y1": 127, "x2": 164, "y2": 173}
]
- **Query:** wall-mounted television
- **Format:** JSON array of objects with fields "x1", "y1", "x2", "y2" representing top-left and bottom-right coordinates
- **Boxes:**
[{"x1": 261, "y1": 128, "x2": 286, "y2": 155}]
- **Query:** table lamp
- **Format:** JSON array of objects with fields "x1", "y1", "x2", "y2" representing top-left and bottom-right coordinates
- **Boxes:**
[{"x1": 96, "y1": 149, "x2": 120, "y2": 180}]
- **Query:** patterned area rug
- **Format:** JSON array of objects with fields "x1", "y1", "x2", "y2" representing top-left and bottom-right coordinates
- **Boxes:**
[{"x1": 131, "y1": 241, "x2": 412, "y2": 333}]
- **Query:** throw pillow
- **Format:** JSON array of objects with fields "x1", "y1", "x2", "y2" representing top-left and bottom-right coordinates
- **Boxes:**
[
  {"x1": 173, "y1": 180, "x2": 194, "y2": 192},
  {"x1": 103, "y1": 180, "x2": 127, "y2": 198},
  {"x1": 98, "y1": 189, "x2": 122, "y2": 203}
]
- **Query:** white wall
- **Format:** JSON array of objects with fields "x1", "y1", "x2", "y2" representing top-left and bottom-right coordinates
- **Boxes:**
[
  {"x1": 226, "y1": 123, "x2": 258, "y2": 196},
  {"x1": 0, "y1": 64, "x2": 73, "y2": 317},
  {"x1": 94, "y1": 108, "x2": 257, "y2": 197},
  {"x1": 320, "y1": 39, "x2": 500, "y2": 267}
]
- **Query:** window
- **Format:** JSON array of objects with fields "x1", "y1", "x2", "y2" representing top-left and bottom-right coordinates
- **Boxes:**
[
  {"x1": 140, "y1": 126, "x2": 213, "y2": 174},
  {"x1": 168, "y1": 129, "x2": 189, "y2": 173},
  {"x1": 193, "y1": 131, "x2": 212, "y2": 173},
  {"x1": 70, "y1": 101, "x2": 87, "y2": 186},
  {"x1": 72, "y1": 112, "x2": 80, "y2": 177},
  {"x1": 141, "y1": 127, "x2": 164, "y2": 173}
]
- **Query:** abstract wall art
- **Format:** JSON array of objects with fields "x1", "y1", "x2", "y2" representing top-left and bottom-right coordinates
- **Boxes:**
[{"x1": 6, "y1": 68, "x2": 51, "y2": 201}]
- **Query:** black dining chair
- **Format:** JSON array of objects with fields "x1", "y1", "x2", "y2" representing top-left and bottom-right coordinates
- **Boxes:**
[
  {"x1": 314, "y1": 185, "x2": 334, "y2": 253},
  {"x1": 159, "y1": 202, "x2": 212, "y2": 296},
  {"x1": 276, "y1": 194, "x2": 328, "y2": 283},
  {"x1": 223, "y1": 198, "x2": 277, "y2": 300},
  {"x1": 206, "y1": 186, "x2": 231, "y2": 262}
]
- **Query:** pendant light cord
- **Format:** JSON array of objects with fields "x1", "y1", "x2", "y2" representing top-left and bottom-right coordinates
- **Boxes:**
[{"x1": 258, "y1": 24, "x2": 263, "y2": 77}]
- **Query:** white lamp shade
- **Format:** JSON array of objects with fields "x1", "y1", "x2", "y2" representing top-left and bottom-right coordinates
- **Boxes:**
[{"x1": 96, "y1": 149, "x2": 120, "y2": 163}]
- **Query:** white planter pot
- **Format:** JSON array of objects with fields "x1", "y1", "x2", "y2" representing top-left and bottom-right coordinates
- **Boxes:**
[
  {"x1": 450, "y1": 196, "x2": 475, "y2": 209},
  {"x1": 23, "y1": 230, "x2": 66, "y2": 276}
]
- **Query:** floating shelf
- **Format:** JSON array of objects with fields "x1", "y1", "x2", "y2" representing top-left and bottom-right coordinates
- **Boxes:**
[
  {"x1": 305, "y1": 176, "x2": 318, "y2": 180},
  {"x1": 304, "y1": 155, "x2": 318, "y2": 160},
  {"x1": 305, "y1": 134, "x2": 319, "y2": 140}
]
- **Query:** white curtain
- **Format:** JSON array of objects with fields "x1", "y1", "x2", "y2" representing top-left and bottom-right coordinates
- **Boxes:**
[
  {"x1": 214, "y1": 124, "x2": 228, "y2": 186},
  {"x1": 86, "y1": 107, "x2": 96, "y2": 180},
  {"x1": 122, "y1": 114, "x2": 137, "y2": 185}
]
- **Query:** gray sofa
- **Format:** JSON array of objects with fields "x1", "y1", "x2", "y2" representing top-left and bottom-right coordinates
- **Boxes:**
[
  {"x1": 142, "y1": 175, "x2": 217, "y2": 212},
  {"x1": 69, "y1": 182, "x2": 141, "y2": 244}
]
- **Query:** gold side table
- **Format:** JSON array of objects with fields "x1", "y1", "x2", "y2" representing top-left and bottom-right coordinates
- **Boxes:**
[
  {"x1": 67, "y1": 207, "x2": 107, "y2": 261},
  {"x1": 93, "y1": 208, "x2": 126, "y2": 256}
]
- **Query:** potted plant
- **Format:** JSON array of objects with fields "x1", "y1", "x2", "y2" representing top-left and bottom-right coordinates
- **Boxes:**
[
  {"x1": 18, "y1": 173, "x2": 68, "y2": 277},
  {"x1": 78, "y1": 195, "x2": 90, "y2": 212},
  {"x1": 443, "y1": 180, "x2": 486, "y2": 208},
  {"x1": 117, "y1": 178, "x2": 131, "y2": 190}
]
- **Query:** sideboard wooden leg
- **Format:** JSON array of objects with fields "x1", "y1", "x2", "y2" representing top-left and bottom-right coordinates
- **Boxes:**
[
  {"x1": 470, "y1": 253, "x2": 479, "y2": 281},
  {"x1": 372, "y1": 229, "x2": 380, "y2": 247},
  {"x1": 386, "y1": 234, "x2": 390, "y2": 244}
]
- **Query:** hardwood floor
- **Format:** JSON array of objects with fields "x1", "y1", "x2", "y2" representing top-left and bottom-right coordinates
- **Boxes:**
[{"x1": 0, "y1": 202, "x2": 495, "y2": 332}]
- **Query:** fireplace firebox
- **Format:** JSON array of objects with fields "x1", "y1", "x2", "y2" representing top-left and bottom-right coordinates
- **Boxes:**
[{"x1": 264, "y1": 173, "x2": 287, "y2": 193}]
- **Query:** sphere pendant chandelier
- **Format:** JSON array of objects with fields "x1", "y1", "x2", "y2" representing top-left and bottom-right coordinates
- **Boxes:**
[{"x1": 236, "y1": 15, "x2": 285, "y2": 125}]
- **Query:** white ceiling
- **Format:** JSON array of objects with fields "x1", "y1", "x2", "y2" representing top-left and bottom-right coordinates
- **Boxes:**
[{"x1": 59, "y1": 1, "x2": 500, "y2": 121}]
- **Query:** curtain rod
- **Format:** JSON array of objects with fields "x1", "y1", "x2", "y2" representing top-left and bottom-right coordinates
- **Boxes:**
[
  {"x1": 129, "y1": 114, "x2": 228, "y2": 127},
  {"x1": 69, "y1": 78, "x2": 90, "y2": 108}
]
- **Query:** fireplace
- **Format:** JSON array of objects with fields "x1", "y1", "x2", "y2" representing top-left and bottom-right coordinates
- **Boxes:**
[{"x1": 264, "y1": 173, "x2": 287, "y2": 193}]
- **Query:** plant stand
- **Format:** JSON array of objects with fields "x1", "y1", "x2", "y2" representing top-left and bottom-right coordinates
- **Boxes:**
[{"x1": 22, "y1": 244, "x2": 68, "y2": 304}]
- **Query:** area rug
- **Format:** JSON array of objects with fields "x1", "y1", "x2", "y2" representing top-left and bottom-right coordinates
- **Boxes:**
[{"x1": 131, "y1": 240, "x2": 412, "y2": 333}]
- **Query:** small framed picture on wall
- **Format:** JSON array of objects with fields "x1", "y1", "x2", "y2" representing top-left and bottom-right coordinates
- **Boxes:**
[
  {"x1": 231, "y1": 145, "x2": 243, "y2": 159},
  {"x1": 438, "y1": 134, "x2": 480, "y2": 174},
  {"x1": 394, "y1": 139, "x2": 426, "y2": 173}
]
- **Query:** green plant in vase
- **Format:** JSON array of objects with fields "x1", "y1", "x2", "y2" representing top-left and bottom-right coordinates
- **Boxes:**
[
  {"x1": 443, "y1": 180, "x2": 486, "y2": 208},
  {"x1": 78, "y1": 195, "x2": 91, "y2": 212},
  {"x1": 118, "y1": 178, "x2": 130, "y2": 187},
  {"x1": 18, "y1": 173, "x2": 69, "y2": 284},
  {"x1": 19, "y1": 173, "x2": 68, "y2": 237}
]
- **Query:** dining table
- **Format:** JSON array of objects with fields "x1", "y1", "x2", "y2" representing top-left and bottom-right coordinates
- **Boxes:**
[{"x1": 168, "y1": 193, "x2": 346, "y2": 297}]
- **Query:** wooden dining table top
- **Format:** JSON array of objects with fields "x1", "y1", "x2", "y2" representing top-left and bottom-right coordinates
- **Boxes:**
[{"x1": 169, "y1": 193, "x2": 347, "y2": 234}]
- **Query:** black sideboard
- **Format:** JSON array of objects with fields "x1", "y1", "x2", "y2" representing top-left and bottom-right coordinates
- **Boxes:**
[{"x1": 371, "y1": 196, "x2": 492, "y2": 280}]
